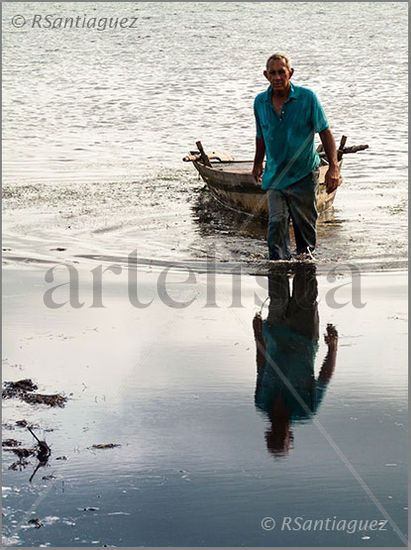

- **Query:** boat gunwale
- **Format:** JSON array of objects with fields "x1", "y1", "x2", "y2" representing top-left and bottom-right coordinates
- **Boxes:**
[{"x1": 190, "y1": 154, "x2": 341, "y2": 216}]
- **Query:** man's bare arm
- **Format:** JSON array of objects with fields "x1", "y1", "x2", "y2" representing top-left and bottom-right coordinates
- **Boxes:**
[
  {"x1": 319, "y1": 128, "x2": 340, "y2": 194},
  {"x1": 252, "y1": 137, "x2": 266, "y2": 183},
  {"x1": 317, "y1": 324, "x2": 338, "y2": 384}
]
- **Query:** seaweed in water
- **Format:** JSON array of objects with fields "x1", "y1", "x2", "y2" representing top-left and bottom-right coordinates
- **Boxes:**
[
  {"x1": 4, "y1": 427, "x2": 52, "y2": 481},
  {"x1": 90, "y1": 443, "x2": 121, "y2": 449},
  {"x1": 6, "y1": 447, "x2": 36, "y2": 471},
  {"x1": 2, "y1": 439, "x2": 21, "y2": 447},
  {"x1": 27, "y1": 427, "x2": 52, "y2": 482},
  {"x1": 9, "y1": 459, "x2": 30, "y2": 471},
  {"x1": 23, "y1": 393, "x2": 67, "y2": 407},
  {"x1": 28, "y1": 518, "x2": 43, "y2": 529},
  {"x1": 2, "y1": 379, "x2": 38, "y2": 398},
  {"x1": 2, "y1": 379, "x2": 67, "y2": 407},
  {"x1": 6, "y1": 447, "x2": 36, "y2": 459},
  {"x1": 16, "y1": 419, "x2": 35, "y2": 428}
]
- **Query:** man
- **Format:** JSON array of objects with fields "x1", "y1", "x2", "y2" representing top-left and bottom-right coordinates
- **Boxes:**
[{"x1": 252, "y1": 53, "x2": 340, "y2": 260}]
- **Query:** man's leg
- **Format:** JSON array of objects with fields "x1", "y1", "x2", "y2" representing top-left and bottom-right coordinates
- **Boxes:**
[
  {"x1": 287, "y1": 264, "x2": 319, "y2": 341},
  {"x1": 285, "y1": 171, "x2": 319, "y2": 255},
  {"x1": 267, "y1": 189, "x2": 291, "y2": 260},
  {"x1": 267, "y1": 272, "x2": 290, "y2": 324}
]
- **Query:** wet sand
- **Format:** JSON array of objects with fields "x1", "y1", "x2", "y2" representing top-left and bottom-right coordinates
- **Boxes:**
[{"x1": 2, "y1": 264, "x2": 407, "y2": 547}]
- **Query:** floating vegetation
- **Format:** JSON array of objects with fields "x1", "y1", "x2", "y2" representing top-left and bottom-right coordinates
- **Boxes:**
[
  {"x1": 2, "y1": 439, "x2": 21, "y2": 448},
  {"x1": 2, "y1": 379, "x2": 67, "y2": 408},
  {"x1": 90, "y1": 443, "x2": 121, "y2": 450},
  {"x1": 28, "y1": 518, "x2": 43, "y2": 529}
]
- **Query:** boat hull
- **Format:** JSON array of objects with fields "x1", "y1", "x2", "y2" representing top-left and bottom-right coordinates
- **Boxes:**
[{"x1": 193, "y1": 161, "x2": 339, "y2": 216}]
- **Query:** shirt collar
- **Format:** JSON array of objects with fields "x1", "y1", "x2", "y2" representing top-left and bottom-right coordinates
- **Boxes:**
[{"x1": 265, "y1": 82, "x2": 297, "y2": 102}]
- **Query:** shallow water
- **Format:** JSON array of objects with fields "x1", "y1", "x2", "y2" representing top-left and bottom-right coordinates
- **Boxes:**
[
  {"x1": 2, "y1": 267, "x2": 408, "y2": 547},
  {"x1": 2, "y1": 2, "x2": 409, "y2": 547},
  {"x1": 2, "y1": 2, "x2": 408, "y2": 269}
]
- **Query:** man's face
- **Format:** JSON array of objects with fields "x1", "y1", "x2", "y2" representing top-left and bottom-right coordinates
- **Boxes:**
[{"x1": 264, "y1": 59, "x2": 294, "y2": 93}]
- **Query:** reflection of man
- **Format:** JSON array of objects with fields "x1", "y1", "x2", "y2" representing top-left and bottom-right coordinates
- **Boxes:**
[{"x1": 253, "y1": 265, "x2": 338, "y2": 457}]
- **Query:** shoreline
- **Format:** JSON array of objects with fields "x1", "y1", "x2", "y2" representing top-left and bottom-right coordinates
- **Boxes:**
[{"x1": 2, "y1": 251, "x2": 408, "y2": 277}]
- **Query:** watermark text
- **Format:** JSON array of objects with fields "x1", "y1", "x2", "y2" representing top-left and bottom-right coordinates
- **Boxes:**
[{"x1": 11, "y1": 14, "x2": 140, "y2": 31}]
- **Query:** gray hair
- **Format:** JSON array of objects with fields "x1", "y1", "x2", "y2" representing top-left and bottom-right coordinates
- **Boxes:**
[{"x1": 266, "y1": 52, "x2": 292, "y2": 70}]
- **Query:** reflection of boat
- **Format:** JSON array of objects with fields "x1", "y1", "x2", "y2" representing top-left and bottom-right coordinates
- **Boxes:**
[{"x1": 184, "y1": 138, "x2": 368, "y2": 217}]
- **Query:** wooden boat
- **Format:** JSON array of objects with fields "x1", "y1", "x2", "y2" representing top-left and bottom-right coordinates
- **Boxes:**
[{"x1": 184, "y1": 138, "x2": 368, "y2": 217}]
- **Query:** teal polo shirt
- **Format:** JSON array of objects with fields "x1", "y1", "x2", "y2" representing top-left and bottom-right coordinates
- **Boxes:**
[
  {"x1": 254, "y1": 83, "x2": 329, "y2": 191},
  {"x1": 255, "y1": 322, "x2": 324, "y2": 422}
]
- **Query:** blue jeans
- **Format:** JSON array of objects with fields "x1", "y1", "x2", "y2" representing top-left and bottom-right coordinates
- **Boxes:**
[{"x1": 267, "y1": 171, "x2": 319, "y2": 260}]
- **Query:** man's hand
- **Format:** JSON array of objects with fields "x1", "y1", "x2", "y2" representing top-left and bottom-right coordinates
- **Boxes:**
[
  {"x1": 253, "y1": 312, "x2": 263, "y2": 340},
  {"x1": 252, "y1": 163, "x2": 263, "y2": 184},
  {"x1": 318, "y1": 323, "x2": 338, "y2": 384},
  {"x1": 324, "y1": 164, "x2": 341, "y2": 194},
  {"x1": 319, "y1": 129, "x2": 341, "y2": 194},
  {"x1": 253, "y1": 137, "x2": 265, "y2": 184},
  {"x1": 324, "y1": 323, "x2": 338, "y2": 352}
]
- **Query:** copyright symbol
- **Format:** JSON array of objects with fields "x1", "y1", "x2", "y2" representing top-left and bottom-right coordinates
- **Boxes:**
[
  {"x1": 11, "y1": 15, "x2": 26, "y2": 28},
  {"x1": 261, "y1": 517, "x2": 276, "y2": 531}
]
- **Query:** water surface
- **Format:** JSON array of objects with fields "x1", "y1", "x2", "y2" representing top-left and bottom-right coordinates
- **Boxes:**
[
  {"x1": 2, "y1": 2, "x2": 408, "y2": 547},
  {"x1": 2, "y1": 2, "x2": 408, "y2": 269},
  {"x1": 2, "y1": 267, "x2": 408, "y2": 547}
]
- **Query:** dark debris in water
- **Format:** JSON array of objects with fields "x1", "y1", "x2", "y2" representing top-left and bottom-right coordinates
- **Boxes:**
[
  {"x1": 3, "y1": 379, "x2": 38, "y2": 397},
  {"x1": 15, "y1": 419, "x2": 40, "y2": 430},
  {"x1": 28, "y1": 518, "x2": 43, "y2": 529},
  {"x1": 23, "y1": 393, "x2": 67, "y2": 407},
  {"x1": 4, "y1": 435, "x2": 51, "y2": 478},
  {"x1": 5, "y1": 447, "x2": 36, "y2": 459},
  {"x1": 9, "y1": 458, "x2": 30, "y2": 471},
  {"x1": 2, "y1": 379, "x2": 67, "y2": 407},
  {"x1": 16, "y1": 419, "x2": 29, "y2": 427},
  {"x1": 4, "y1": 447, "x2": 36, "y2": 472},
  {"x1": 2, "y1": 439, "x2": 21, "y2": 447},
  {"x1": 3, "y1": 425, "x2": 52, "y2": 480},
  {"x1": 90, "y1": 443, "x2": 121, "y2": 449},
  {"x1": 27, "y1": 426, "x2": 51, "y2": 463}
]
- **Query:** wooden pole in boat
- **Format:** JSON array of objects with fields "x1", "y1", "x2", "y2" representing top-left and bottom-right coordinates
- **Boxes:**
[
  {"x1": 337, "y1": 135, "x2": 348, "y2": 161},
  {"x1": 196, "y1": 141, "x2": 212, "y2": 167},
  {"x1": 340, "y1": 144, "x2": 369, "y2": 154}
]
